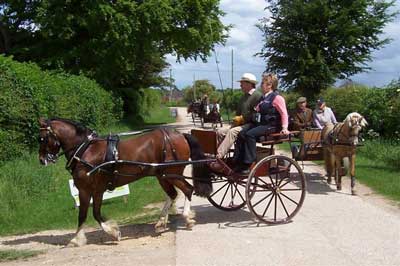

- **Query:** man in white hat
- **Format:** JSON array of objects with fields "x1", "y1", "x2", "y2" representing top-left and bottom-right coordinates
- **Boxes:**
[{"x1": 215, "y1": 73, "x2": 262, "y2": 159}]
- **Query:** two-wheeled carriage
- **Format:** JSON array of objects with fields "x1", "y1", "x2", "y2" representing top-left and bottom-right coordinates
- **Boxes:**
[{"x1": 191, "y1": 129, "x2": 306, "y2": 224}]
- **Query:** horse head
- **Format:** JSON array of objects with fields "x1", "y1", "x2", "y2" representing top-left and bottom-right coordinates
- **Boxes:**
[
  {"x1": 38, "y1": 118, "x2": 94, "y2": 165},
  {"x1": 344, "y1": 112, "x2": 368, "y2": 146}
]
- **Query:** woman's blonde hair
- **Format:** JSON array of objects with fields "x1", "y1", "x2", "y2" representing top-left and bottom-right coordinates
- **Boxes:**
[{"x1": 262, "y1": 73, "x2": 278, "y2": 91}]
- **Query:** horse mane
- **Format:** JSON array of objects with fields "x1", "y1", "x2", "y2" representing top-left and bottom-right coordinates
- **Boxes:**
[
  {"x1": 49, "y1": 118, "x2": 92, "y2": 135},
  {"x1": 344, "y1": 112, "x2": 368, "y2": 127}
]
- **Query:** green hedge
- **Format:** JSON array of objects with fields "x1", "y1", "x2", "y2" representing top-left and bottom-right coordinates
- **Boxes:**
[
  {"x1": 118, "y1": 87, "x2": 162, "y2": 121},
  {"x1": 0, "y1": 55, "x2": 123, "y2": 162},
  {"x1": 319, "y1": 84, "x2": 400, "y2": 137},
  {"x1": 282, "y1": 82, "x2": 400, "y2": 138}
]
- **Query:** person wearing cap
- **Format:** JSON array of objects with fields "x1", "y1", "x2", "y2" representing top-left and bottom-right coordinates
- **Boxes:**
[
  {"x1": 234, "y1": 73, "x2": 289, "y2": 174},
  {"x1": 215, "y1": 73, "x2": 262, "y2": 159},
  {"x1": 201, "y1": 94, "x2": 210, "y2": 115},
  {"x1": 313, "y1": 97, "x2": 337, "y2": 129},
  {"x1": 291, "y1": 96, "x2": 313, "y2": 130}
]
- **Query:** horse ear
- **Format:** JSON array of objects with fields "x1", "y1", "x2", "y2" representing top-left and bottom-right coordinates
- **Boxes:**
[
  {"x1": 39, "y1": 117, "x2": 47, "y2": 127},
  {"x1": 359, "y1": 116, "x2": 368, "y2": 127}
]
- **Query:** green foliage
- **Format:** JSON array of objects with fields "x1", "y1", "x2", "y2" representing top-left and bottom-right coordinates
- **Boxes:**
[
  {"x1": 318, "y1": 84, "x2": 399, "y2": 137},
  {"x1": 258, "y1": 0, "x2": 397, "y2": 98},
  {"x1": 1, "y1": 0, "x2": 229, "y2": 91},
  {"x1": 0, "y1": 55, "x2": 123, "y2": 162},
  {"x1": 219, "y1": 88, "x2": 244, "y2": 114},
  {"x1": 182, "y1": 79, "x2": 218, "y2": 102},
  {"x1": 117, "y1": 87, "x2": 162, "y2": 122}
]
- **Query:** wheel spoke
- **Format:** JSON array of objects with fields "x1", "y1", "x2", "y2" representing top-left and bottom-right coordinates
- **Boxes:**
[
  {"x1": 280, "y1": 188, "x2": 302, "y2": 191},
  {"x1": 209, "y1": 182, "x2": 229, "y2": 198},
  {"x1": 261, "y1": 194, "x2": 275, "y2": 218},
  {"x1": 277, "y1": 193, "x2": 290, "y2": 218},
  {"x1": 279, "y1": 192, "x2": 299, "y2": 206},
  {"x1": 219, "y1": 183, "x2": 231, "y2": 206},
  {"x1": 252, "y1": 191, "x2": 273, "y2": 208},
  {"x1": 233, "y1": 183, "x2": 246, "y2": 202},
  {"x1": 274, "y1": 191, "x2": 277, "y2": 221}
]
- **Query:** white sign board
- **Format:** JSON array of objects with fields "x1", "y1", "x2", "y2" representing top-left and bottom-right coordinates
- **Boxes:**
[{"x1": 69, "y1": 179, "x2": 130, "y2": 207}]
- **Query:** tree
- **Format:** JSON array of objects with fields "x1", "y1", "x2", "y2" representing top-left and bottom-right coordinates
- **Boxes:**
[
  {"x1": 0, "y1": 0, "x2": 229, "y2": 90},
  {"x1": 258, "y1": 0, "x2": 397, "y2": 98},
  {"x1": 183, "y1": 79, "x2": 218, "y2": 102}
]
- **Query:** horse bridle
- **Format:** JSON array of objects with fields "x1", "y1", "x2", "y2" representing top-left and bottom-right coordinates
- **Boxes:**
[
  {"x1": 39, "y1": 125, "x2": 62, "y2": 163},
  {"x1": 329, "y1": 120, "x2": 362, "y2": 145},
  {"x1": 39, "y1": 122, "x2": 97, "y2": 167}
]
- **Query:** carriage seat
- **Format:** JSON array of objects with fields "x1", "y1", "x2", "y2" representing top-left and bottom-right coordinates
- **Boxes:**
[
  {"x1": 291, "y1": 129, "x2": 323, "y2": 161},
  {"x1": 258, "y1": 131, "x2": 299, "y2": 146}
]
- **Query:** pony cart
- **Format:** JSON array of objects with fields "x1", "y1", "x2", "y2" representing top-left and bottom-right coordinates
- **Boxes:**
[
  {"x1": 38, "y1": 118, "x2": 307, "y2": 246},
  {"x1": 288, "y1": 112, "x2": 368, "y2": 195}
]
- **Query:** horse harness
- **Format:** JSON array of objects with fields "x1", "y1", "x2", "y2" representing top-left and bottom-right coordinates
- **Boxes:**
[{"x1": 326, "y1": 123, "x2": 361, "y2": 146}]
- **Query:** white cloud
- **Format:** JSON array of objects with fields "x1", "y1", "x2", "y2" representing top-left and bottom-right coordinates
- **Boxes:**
[{"x1": 168, "y1": 0, "x2": 400, "y2": 89}]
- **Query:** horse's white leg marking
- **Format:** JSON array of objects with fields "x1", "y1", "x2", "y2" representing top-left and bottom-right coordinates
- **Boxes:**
[
  {"x1": 183, "y1": 196, "x2": 195, "y2": 229},
  {"x1": 68, "y1": 226, "x2": 87, "y2": 247},
  {"x1": 155, "y1": 197, "x2": 173, "y2": 233},
  {"x1": 101, "y1": 220, "x2": 121, "y2": 241}
]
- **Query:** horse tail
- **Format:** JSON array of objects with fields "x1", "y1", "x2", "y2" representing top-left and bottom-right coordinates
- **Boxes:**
[{"x1": 183, "y1": 133, "x2": 213, "y2": 197}]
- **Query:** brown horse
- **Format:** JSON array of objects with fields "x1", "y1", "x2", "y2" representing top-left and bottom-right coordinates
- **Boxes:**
[
  {"x1": 38, "y1": 118, "x2": 212, "y2": 246},
  {"x1": 321, "y1": 112, "x2": 367, "y2": 195}
]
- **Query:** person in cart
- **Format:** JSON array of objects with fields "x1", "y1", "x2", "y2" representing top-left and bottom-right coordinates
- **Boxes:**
[
  {"x1": 234, "y1": 72, "x2": 289, "y2": 174},
  {"x1": 215, "y1": 73, "x2": 262, "y2": 159},
  {"x1": 291, "y1": 96, "x2": 313, "y2": 130}
]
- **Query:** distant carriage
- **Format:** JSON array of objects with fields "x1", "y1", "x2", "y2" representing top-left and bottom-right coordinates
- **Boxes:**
[{"x1": 187, "y1": 101, "x2": 223, "y2": 128}]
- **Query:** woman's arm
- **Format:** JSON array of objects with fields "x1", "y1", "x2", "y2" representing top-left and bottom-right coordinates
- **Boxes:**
[{"x1": 273, "y1": 95, "x2": 289, "y2": 133}]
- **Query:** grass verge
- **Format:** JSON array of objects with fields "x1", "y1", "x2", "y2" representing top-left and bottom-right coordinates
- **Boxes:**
[
  {"x1": 0, "y1": 106, "x2": 173, "y2": 236},
  {"x1": 0, "y1": 249, "x2": 43, "y2": 262}
]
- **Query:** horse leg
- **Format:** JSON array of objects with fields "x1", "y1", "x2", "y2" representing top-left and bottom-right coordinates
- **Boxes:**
[
  {"x1": 349, "y1": 153, "x2": 356, "y2": 195},
  {"x1": 170, "y1": 178, "x2": 195, "y2": 229},
  {"x1": 324, "y1": 148, "x2": 333, "y2": 184},
  {"x1": 335, "y1": 157, "x2": 342, "y2": 190},
  {"x1": 93, "y1": 191, "x2": 121, "y2": 241},
  {"x1": 68, "y1": 189, "x2": 90, "y2": 247},
  {"x1": 155, "y1": 177, "x2": 177, "y2": 233}
]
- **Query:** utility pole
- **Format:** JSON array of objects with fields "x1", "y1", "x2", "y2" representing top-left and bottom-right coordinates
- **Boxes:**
[
  {"x1": 169, "y1": 69, "x2": 172, "y2": 102},
  {"x1": 231, "y1": 49, "x2": 234, "y2": 91},
  {"x1": 193, "y1": 73, "x2": 196, "y2": 101}
]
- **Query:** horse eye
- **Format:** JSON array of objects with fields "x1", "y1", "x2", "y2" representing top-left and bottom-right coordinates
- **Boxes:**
[{"x1": 38, "y1": 137, "x2": 44, "y2": 143}]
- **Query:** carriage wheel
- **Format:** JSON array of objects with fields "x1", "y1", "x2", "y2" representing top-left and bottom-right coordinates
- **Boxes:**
[
  {"x1": 208, "y1": 175, "x2": 247, "y2": 211},
  {"x1": 246, "y1": 155, "x2": 306, "y2": 224}
]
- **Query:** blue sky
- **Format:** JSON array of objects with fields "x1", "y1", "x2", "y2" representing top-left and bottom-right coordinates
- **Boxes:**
[{"x1": 166, "y1": 0, "x2": 400, "y2": 90}]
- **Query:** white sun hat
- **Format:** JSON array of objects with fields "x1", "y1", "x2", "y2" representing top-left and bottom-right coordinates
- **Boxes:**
[{"x1": 237, "y1": 73, "x2": 257, "y2": 85}]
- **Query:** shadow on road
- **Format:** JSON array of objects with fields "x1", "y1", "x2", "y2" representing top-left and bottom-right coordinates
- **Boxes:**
[{"x1": 1, "y1": 223, "x2": 164, "y2": 247}]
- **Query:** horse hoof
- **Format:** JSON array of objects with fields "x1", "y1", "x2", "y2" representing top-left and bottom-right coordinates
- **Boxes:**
[
  {"x1": 155, "y1": 225, "x2": 168, "y2": 234},
  {"x1": 351, "y1": 190, "x2": 357, "y2": 195},
  {"x1": 114, "y1": 230, "x2": 122, "y2": 241},
  {"x1": 327, "y1": 178, "x2": 332, "y2": 184},
  {"x1": 186, "y1": 218, "x2": 196, "y2": 230},
  {"x1": 337, "y1": 185, "x2": 342, "y2": 191},
  {"x1": 68, "y1": 237, "x2": 87, "y2": 247}
]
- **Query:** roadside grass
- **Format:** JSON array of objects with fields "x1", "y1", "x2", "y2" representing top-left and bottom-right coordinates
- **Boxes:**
[
  {"x1": 0, "y1": 249, "x2": 43, "y2": 262},
  {"x1": 277, "y1": 139, "x2": 400, "y2": 202},
  {"x1": 0, "y1": 106, "x2": 173, "y2": 236}
]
